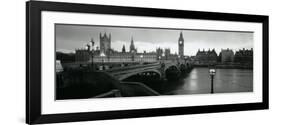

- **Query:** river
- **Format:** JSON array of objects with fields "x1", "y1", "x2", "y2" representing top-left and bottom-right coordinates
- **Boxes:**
[{"x1": 142, "y1": 67, "x2": 253, "y2": 95}]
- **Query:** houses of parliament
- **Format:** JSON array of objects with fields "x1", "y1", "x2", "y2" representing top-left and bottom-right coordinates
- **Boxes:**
[{"x1": 74, "y1": 32, "x2": 185, "y2": 63}]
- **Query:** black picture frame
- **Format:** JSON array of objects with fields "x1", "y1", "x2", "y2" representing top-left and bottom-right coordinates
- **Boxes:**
[{"x1": 26, "y1": 1, "x2": 269, "y2": 124}]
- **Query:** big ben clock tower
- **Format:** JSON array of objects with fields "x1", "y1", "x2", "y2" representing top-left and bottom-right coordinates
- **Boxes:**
[{"x1": 178, "y1": 32, "x2": 184, "y2": 58}]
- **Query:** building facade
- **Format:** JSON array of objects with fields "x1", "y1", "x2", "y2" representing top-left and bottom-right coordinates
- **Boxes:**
[
  {"x1": 234, "y1": 48, "x2": 253, "y2": 64},
  {"x1": 75, "y1": 49, "x2": 91, "y2": 62},
  {"x1": 99, "y1": 32, "x2": 111, "y2": 55},
  {"x1": 194, "y1": 49, "x2": 218, "y2": 65},
  {"x1": 219, "y1": 48, "x2": 234, "y2": 63},
  {"x1": 75, "y1": 32, "x2": 183, "y2": 64}
]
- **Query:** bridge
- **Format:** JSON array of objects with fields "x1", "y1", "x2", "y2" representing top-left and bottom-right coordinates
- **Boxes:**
[
  {"x1": 60, "y1": 59, "x2": 193, "y2": 81},
  {"x1": 58, "y1": 60, "x2": 193, "y2": 98},
  {"x1": 104, "y1": 60, "x2": 192, "y2": 81}
]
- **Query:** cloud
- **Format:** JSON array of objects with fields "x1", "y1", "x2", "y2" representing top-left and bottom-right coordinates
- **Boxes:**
[
  {"x1": 111, "y1": 40, "x2": 128, "y2": 52},
  {"x1": 135, "y1": 41, "x2": 178, "y2": 53}
]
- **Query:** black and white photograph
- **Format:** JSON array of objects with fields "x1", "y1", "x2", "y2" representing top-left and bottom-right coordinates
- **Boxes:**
[
  {"x1": 25, "y1": 1, "x2": 269, "y2": 124},
  {"x1": 55, "y1": 24, "x2": 253, "y2": 100}
]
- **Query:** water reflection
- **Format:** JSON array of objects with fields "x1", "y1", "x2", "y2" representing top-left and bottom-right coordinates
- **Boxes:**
[{"x1": 162, "y1": 68, "x2": 253, "y2": 95}]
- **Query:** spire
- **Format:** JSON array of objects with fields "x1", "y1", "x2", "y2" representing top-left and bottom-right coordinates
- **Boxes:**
[
  {"x1": 122, "y1": 44, "x2": 126, "y2": 53},
  {"x1": 130, "y1": 36, "x2": 135, "y2": 47},
  {"x1": 179, "y1": 31, "x2": 184, "y2": 41},
  {"x1": 90, "y1": 38, "x2": 94, "y2": 46},
  {"x1": 130, "y1": 36, "x2": 136, "y2": 53},
  {"x1": 131, "y1": 36, "x2": 134, "y2": 44}
]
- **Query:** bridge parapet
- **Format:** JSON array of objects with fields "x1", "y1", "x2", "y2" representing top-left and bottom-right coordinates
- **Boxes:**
[{"x1": 95, "y1": 59, "x2": 192, "y2": 81}]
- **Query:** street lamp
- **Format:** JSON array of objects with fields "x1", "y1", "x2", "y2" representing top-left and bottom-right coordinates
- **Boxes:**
[
  {"x1": 184, "y1": 56, "x2": 187, "y2": 63},
  {"x1": 209, "y1": 68, "x2": 216, "y2": 94},
  {"x1": 89, "y1": 41, "x2": 95, "y2": 69},
  {"x1": 140, "y1": 54, "x2": 143, "y2": 64},
  {"x1": 100, "y1": 52, "x2": 106, "y2": 70},
  {"x1": 177, "y1": 55, "x2": 180, "y2": 64},
  {"x1": 162, "y1": 53, "x2": 165, "y2": 61}
]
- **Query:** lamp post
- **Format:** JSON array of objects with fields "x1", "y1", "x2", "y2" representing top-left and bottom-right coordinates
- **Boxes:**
[
  {"x1": 89, "y1": 41, "x2": 95, "y2": 70},
  {"x1": 140, "y1": 54, "x2": 143, "y2": 64},
  {"x1": 177, "y1": 55, "x2": 180, "y2": 65},
  {"x1": 85, "y1": 45, "x2": 90, "y2": 68},
  {"x1": 209, "y1": 68, "x2": 216, "y2": 94},
  {"x1": 100, "y1": 52, "x2": 106, "y2": 70}
]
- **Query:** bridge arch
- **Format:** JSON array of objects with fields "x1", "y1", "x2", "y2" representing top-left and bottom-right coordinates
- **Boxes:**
[
  {"x1": 186, "y1": 62, "x2": 190, "y2": 67},
  {"x1": 118, "y1": 69, "x2": 162, "y2": 81},
  {"x1": 164, "y1": 65, "x2": 181, "y2": 80},
  {"x1": 164, "y1": 64, "x2": 179, "y2": 71}
]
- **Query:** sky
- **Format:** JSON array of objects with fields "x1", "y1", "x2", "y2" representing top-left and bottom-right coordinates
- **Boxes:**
[{"x1": 55, "y1": 24, "x2": 253, "y2": 56}]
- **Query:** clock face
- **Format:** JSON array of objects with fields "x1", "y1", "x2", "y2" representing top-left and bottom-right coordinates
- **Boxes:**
[{"x1": 179, "y1": 41, "x2": 183, "y2": 44}]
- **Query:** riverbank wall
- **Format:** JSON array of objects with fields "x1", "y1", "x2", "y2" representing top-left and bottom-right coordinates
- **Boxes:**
[{"x1": 193, "y1": 64, "x2": 252, "y2": 69}]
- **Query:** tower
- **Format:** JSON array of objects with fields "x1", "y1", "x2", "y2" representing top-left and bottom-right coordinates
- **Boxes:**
[
  {"x1": 178, "y1": 32, "x2": 184, "y2": 58},
  {"x1": 99, "y1": 32, "x2": 111, "y2": 54},
  {"x1": 130, "y1": 37, "x2": 136, "y2": 53},
  {"x1": 122, "y1": 45, "x2": 126, "y2": 53}
]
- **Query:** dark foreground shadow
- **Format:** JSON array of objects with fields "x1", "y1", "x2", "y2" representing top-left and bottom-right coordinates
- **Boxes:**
[{"x1": 56, "y1": 70, "x2": 159, "y2": 100}]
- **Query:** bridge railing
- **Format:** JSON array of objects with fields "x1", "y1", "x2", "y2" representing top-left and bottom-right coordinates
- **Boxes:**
[{"x1": 105, "y1": 62, "x2": 160, "y2": 73}]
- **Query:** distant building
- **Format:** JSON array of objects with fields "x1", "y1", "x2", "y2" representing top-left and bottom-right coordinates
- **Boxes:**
[
  {"x1": 178, "y1": 32, "x2": 184, "y2": 58},
  {"x1": 90, "y1": 51, "x2": 158, "y2": 63},
  {"x1": 129, "y1": 37, "x2": 137, "y2": 53},
  {"x1": 234, "y1": 48, "x2": 253, "y2": 64},
  {"x1": 75, "y1": 32, "x2": 182, "y2": 63},
  {"x1": 195, "y1": 49, "x2": 218, "y2": 65},
  {"x1": 75, "y1": 49, "x2": 90, "y2": 62},
  {"x1": 219, "y1": 48, "x2": 234, "y2": 63},
  {"x1": 100, "y1": 32, "x2": 111, "y2": 55},
  {"x1": 135, "y1": 53, "x2": 157, "y2": 62},
  {"x1": 122, "y1": 45, "x2": 126, "y2": 53},
  {"x1": 164, "y1": 48, "x2": 171, "y2": 60},
  {"x1": 156, "y1": 47, "x2": 163, "y2": 60},
  {"x1": 75, "y1": 36, "x2": 159, "y2": 63}
]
